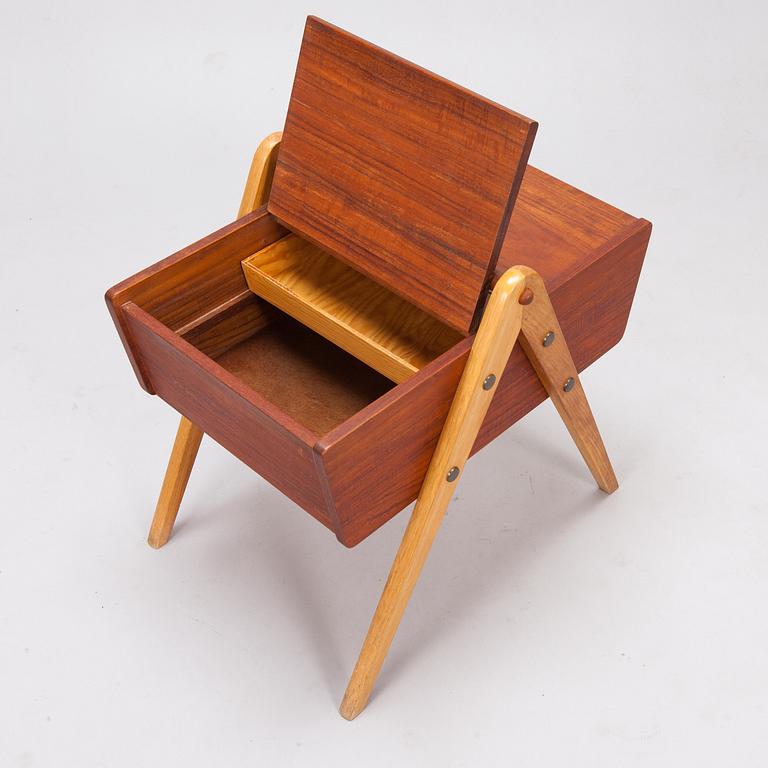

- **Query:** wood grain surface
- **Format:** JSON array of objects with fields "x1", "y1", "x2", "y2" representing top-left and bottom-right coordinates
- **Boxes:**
[
  {"x1": 517, "y1": 267, "x2": 619, "y2": 493},
  {"x1": 105, "y1": 208, "x2": 286, "y2": 392},
  {"x1": 147, "y1": 417, "x2": 204, "y2": 549},
  {"x1": 318, "y1": 215, "x2": 650, "y2": 546},
  {"x1": 107, "y1": 168, "x2": 650, "y2": 547},
  {"x1": 268, "y1": 16, "x2": 537, "y2": 333},
  {"x1": 340, "y1": 268, "x2": 527, "y2": 719},
  {"x1": 121, "y1": 302, "x2": 332, "y2": 528},
  {"x1": 242, "y1": 233, "x2": 462, "y2": 383}
]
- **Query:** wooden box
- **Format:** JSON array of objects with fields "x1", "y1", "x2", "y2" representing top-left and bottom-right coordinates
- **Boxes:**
[
  {"x1": 107, "y1": 168, "x2": 648, "y2": 547},
  {"x1": 106, "y1": 16, "x2": 651, "y2": 717},
  {"x1": 107, "y1": 18, "x2": 650, "y2": 548}
]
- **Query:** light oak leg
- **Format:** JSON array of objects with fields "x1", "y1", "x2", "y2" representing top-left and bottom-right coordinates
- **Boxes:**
[
  {"x1": 517, "y1": 268, "x2": 618, "y2": 493},
  {"x1": 238, "y1": 131, "x2": 283, "y2": 218},
  {"x1": 147, "y1": 132, "x2": 284, "y2": 548},
  {"x1": 148, "y1": 417, "x2": 204, "y2": 548},
  {"x1": 339, "y1": 269, "x2": 527, "y2": 720}
]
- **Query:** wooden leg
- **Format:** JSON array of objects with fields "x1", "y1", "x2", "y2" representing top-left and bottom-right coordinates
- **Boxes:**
[
  {"x1": 147, "y1": 417, "x2": 204, "y2": 549},
  {"x1": 148, "y1": 132, "x2": 282, "y2": 550},
  {"x1": 339, "y1": 270, "x2": 528, "y2": 720},
  {"x1": 237, "y1": 131, "x2": 282, "y2": 218},
  {"x1": 517, "y1": 268, "x2": 618, "y2": 493}
]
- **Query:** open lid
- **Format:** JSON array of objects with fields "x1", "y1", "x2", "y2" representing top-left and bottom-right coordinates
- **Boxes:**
[{"x1": 268, "y1": 17, "x2": 537, "y2": 334}]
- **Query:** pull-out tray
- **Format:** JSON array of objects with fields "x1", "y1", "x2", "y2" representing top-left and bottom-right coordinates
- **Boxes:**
[
  {"x1": 106, "y1": 167, "x2": 650, "y2": 546},
  {"x1": 241, "y1": 234, "x2": 463, "y2": 383}
]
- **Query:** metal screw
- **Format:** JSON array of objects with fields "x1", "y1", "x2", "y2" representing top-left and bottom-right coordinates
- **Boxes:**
[
  {"x1": 563, "y1": 377, "x2": 575, "y2": 393},
  {"x1": 482, "y1": 374, "x2": 497, "y2": 390},
  {"x1": 543, "y1": 331, "x2": 555, "y2": 347},
  {"x1": 446, "y1": 466, "x2": 460, "y2": 482}
]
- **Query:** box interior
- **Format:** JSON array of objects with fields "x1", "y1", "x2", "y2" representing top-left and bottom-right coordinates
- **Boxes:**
[
  {"x1": 152, "y1": 230, "x2": 469, "y2": 437},
  {"x1": 209, "y1": 306, "x2": 394, "y2": 435},
  {"x1": 175, "y1": 289, "x2": 452, "y2": 436}
]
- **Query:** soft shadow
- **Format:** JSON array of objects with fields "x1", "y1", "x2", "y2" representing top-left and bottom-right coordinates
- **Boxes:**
[
  {"x1": 171, "y1": 478, "x2": 348, "y2": 702},
  {"x1": 156, "y1": 433, "x2": 614, "y2": 706},
  {"x1": 375, "y1": 478, "x2": 614, "y2": 693}
]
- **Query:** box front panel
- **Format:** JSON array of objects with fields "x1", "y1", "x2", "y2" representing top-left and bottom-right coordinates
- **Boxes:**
[{"x1": 121, "y1": 303, "x2": 333, "y2": 530}]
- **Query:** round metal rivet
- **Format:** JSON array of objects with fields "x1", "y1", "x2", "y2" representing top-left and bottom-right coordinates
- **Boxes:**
[
  {"x1": 543, "y1": 331, "x2": 555, "y2": 347},
  {"x1": 446, "y1": 466, "x2": 460, "y2": 482},
  {"x1": 482, "y1": 374, "x2": 497, "y2": 390},
  {"x1": 563, "y1": 377, "x2": 575, "y2": 393}
]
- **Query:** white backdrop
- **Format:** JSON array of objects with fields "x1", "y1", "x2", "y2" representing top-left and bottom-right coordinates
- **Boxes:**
[{"x1": 2, "y1": 1, "x2": 767, "y2": 765}]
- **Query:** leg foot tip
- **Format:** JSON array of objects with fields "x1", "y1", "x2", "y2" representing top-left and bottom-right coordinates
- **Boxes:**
[
  {"x1": 147, "y1": 534, "x2": 167, "y2": 549},
  {"x1": 339, "y1": 695, "x2": 365, "y2": 721}
]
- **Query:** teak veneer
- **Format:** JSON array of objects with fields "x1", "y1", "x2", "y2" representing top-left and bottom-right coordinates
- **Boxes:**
[
  {"x1": 106, "y1": 16, "x2": 650, "y2": 720},
  {"x1": 269, "y1": 17, "x2": 537, "y2": 334}
]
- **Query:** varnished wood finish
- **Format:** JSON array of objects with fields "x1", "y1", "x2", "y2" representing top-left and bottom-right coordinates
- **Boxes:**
[
  {"x1": 139, "y1": 134, "x2": 285, "y2": 547},
  {"x1": 318, "y1": 339, "x2": 471, "y2": 544},
  {"x1": 122, "y1": 302, "x2": 332, "y2": 527},
  {"x1": 238, "y1": 132, "x2": 282, "y2": 219},
  {"x1": 241, "y1": 233, "x2": 463, "y2": 383},
  {"x1": 268, "y1": 17, "x2": 537, "y2": 334},
  {"x1": 497, "y1": 166, "x2": 641, "y2": 287},
  {"x1": 103, "y1": 18, "x2": 652, "y2": 723},
  {"x1": 318, "y1": 207, "x2": 650, "y2": 546},
  {"x1": 517, "y1": 268, "x2": 618, "y2": 492},
  {"x1": 107, "y1": 164, "x2": 650, "y2": 546},
  {"x1": 147, "y1": 417, "x2": 204, "y2": 548},
  {"x1": 179, "y1": 293, "x2": 276, "y2": 360},
  {"x1": 106, "y1": 209, "x2": 287, "y2": 393},
  {"x1": 340, "y1": 269, "x2": 527, "y2": 719}
]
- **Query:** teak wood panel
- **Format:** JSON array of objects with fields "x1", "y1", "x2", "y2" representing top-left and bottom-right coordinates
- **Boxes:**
[
  {"x1": 121, "y1": 303, "x2": 331, "y2": 527},
  {"x1": 179, "y1": 293, "x2": 277, "y2": 360},
  {"x1": 105, "y1": 208, "x2": 286, "y2": 392},
  {"x1": 318, "y1": 219, "x2": 650, "y2": 546},
  {"x1": 268, "y1": 16, "x2": 538, "y2": 334},
  {"x1": 106, "y1": 167, "x2": 650, "y2": 547},
  {"x1": 498, "y1": 166, "x2": 640, "y2": 287},
  {"x1": 241, "y1": 233, "x2": 463, "y2": 383}
]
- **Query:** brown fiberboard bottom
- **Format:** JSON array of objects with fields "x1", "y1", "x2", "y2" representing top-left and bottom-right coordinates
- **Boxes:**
[{"x1": 214, "y1": 315, "x2": 394, "y2": 436}]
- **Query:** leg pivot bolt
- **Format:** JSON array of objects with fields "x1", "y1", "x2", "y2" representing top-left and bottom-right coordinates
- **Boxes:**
[
  {"x1": 446, "y1": 466, "x2": 460, "y2": 482},
  {"x1": 543, "y1": 331, "x2": 555, "y2": 347},
  {"x1": 482, "y1": 374, "x2": 497, "y2": 390},
  {"x1": 563, "y1": 377, "x2": 575, "y2": 392}
]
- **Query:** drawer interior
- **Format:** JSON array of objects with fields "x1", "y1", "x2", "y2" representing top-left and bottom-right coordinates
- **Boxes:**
[
  {"x1": 241, "y1": 233, "x2": 464, "y2": 383},
  {"x1": 180, "y1": 295, "x2": 395, "y2": 436}
]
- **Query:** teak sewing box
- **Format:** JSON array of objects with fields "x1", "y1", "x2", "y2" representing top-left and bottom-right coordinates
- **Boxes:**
[{"x1": 106, "y1": 17, "x2": 651, "y2": 719}]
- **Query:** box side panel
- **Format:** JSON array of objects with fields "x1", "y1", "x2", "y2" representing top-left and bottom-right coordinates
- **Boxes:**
[
  {"x1": 473, "y1": 220, "x2": 650, "y2": 451},
  {"x1": 105, "y1": 208, "x2": 286, "y2": 392},
  {"x1": 322, "y1": 220, "x2": 650, "y2": 546},
  {"x1": 122, "y1": 303, "x2": 333, "y2": 531}
]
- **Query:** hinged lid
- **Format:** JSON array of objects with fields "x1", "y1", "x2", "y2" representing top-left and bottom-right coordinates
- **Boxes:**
[{"x1": 268, "y1": 17, "x2": 537, "y2": 334}]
